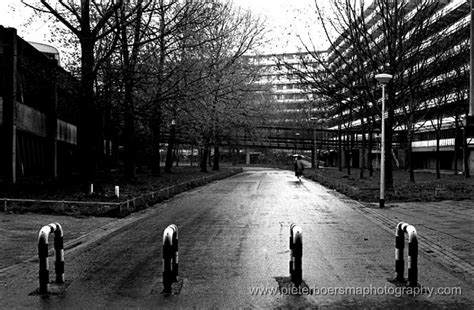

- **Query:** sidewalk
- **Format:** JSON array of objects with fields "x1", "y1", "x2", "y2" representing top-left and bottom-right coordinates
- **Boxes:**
[
  {"x1": 349, "y1": 198, "x2": 474, "y2": 284},
  {"x1": 0, "y1": 213, "x2": 116, "y2": 270}
]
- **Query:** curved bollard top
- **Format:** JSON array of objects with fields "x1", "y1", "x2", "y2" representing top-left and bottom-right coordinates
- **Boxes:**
[
  {"x1": 395, "y1": 222, "x2": 404, "y2": 236},
  {"x1": 396, "y1": 222, "x2": 417, "y2": 243},
  {"x1": 405, "y1": 225, "x2": 417, "y2": 243},
  {"x1": 163, "y1": 224, "x2": 178, "y2": 245},
  {"x1": 292, "y1": 226, "x2": 302, "y2": 237},
  {"x1": 38, "y1": 222, "x2": 63, "y2": 243},
  {"x1": 290, "y1": 224, "x2": 303, "y2": 244}
]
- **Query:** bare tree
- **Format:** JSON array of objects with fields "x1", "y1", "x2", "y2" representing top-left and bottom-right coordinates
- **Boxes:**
[
  {"x1": 22, "y1": 0, "x2": 129, "y2": 183},
  {"x1": 172, "y1": 2, "x2": 267, "y2": 172},
  {"x1": 294, "y1": 0, "x2": 458, "y2": 188}
]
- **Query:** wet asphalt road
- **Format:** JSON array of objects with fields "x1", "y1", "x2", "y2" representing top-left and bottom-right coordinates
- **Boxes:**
[{"x1": 1, "y1": 167, "x2": 472, "y2": 309}]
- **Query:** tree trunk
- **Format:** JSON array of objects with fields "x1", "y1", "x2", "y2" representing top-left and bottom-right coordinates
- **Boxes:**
[
  {"x1": 231, "y1": 148, "x2": 239, "y2": 166},
  {"x1": 463, "y1": 116, "x2": 470, "y2": 178},
  {"x1": 208, "y1": 147, "x2": 213, "y2": 167},
  {"x1": 212, "y1": 144, "x2": 220, "y2": 171},
  {"x1": 151, "y1": 118, "x2": 161, "y2": 176},
  {"x1": 408, "y1": 129, "x2": 415, "y2": 183},
  {"x1": 79, "y1": 37, "x2": 97, "y2": 183},
  {"x1": 164, "y1": 124, "x2": 176, "y2": 173},
  {"x1": 454, "y1": 115, "x2": 460, "y2": 175},
  {"x1": 360, "y1": 127, "x2": 366, "y2": 180},
  {"x1": 385, "y1": 108, "x2": 394, "y2": 189},
  {"x1": 436, "y1": 131, "x2": 441, "y2": 179},
  {"x1": 338, "y1": 123, "x2": 342, "y2": 172},
  {"x1": 315, "y1": 139, "x2": 320, "y2": 169},
  {"x1": 200, "y1": 141, "x2": 210, "y2": 173},
  {"x1": 368, "y1": 128, "x2": 373, "y2": 177},
  {"x1": 123, "y1": 81, "x2": 136, "y2": 180},
  {"x1": 346, "y1": 132, "x2": 351, "y2": 176}
]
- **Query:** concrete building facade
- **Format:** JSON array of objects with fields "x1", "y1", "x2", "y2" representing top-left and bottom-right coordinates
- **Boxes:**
[{"x1": 0, "y1": 26, "x2": 79, "y2": 184}]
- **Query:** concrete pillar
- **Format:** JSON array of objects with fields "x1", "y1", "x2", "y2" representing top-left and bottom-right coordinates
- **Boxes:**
[
  {"x1": 47, "y1": 73, "x2": 58, "y2": 179},
  {"x1": 2, "y1": 27, "x2": 18, "y2": 184}
]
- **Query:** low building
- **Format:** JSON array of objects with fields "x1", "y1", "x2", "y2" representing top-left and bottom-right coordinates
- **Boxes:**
[{"x1": 0, "y1": 26, "x2": 79, "y2": 184}]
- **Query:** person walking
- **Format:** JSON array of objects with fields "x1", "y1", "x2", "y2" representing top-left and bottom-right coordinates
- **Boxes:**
[{"x1": 294, "y1": 155, "x2": 304, "y2": 181}]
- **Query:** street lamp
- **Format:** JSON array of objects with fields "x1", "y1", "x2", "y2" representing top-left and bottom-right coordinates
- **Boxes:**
[{"x1": 375, "y1": 73, "x2": 393, "y2": 208}]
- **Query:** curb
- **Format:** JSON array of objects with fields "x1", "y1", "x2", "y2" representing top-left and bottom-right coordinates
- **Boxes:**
[{"x1": 0, "y1": 168, "x2": 243, "y2": 217}]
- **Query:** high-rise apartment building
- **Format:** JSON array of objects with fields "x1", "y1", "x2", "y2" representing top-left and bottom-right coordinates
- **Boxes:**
[
  {"x1": 315, "y1": 0, "x2": 470, "y2": 172},
  {"x1": 248, "y1": 52, "x2": 324, "y2": 126}
]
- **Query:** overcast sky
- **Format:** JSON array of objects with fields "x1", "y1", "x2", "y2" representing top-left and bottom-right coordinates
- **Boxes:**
[
  {"x1": 233, "y1": 0, "x2": 328, "y2": 53},
  {"x1": 0, "y1": 0, "x2": 328, "y2": 55}
]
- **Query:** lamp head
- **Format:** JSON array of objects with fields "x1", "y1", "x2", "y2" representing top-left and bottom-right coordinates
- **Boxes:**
[{"x1": 375, "y1": 73, "x2": 393, "y2": 85}]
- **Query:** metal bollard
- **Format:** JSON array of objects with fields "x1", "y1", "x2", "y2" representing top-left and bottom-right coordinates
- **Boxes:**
[
  {"x1": 163, "y1": 224, "x2": 178, "y2": 293},
  {"x1": 395, "y1": 222, "x2": 418, "y2": 287},
  {"x1": 289, "y1": 224, "x2": 303, "y2": 286},
  {"x1": 38, "y1": 222, "x2": 64, "y2": 294}
]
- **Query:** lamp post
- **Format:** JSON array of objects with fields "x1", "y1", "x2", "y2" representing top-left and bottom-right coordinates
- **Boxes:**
[{"x1": 375, "y1": 73, "x2": 392, "y2": 208}]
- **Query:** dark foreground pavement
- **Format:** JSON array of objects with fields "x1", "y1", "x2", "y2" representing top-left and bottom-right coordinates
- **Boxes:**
[{"x1": 0, "y1": 167, "x2": 472, "y2": 309}]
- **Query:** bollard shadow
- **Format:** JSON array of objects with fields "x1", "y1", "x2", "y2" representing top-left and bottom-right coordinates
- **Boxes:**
[
  {"x1": 274, "y1": 276, "x2": 311, "y2": 295},
  {"x1": 29, "y1": 280, "x2": 70, "y2": 297},
  {"x1": 387, "y1": 277, "x2": 424, "y2": 291},
  {"x1": 150, "y1": 278, "x2": 183, "y2": 296}
]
